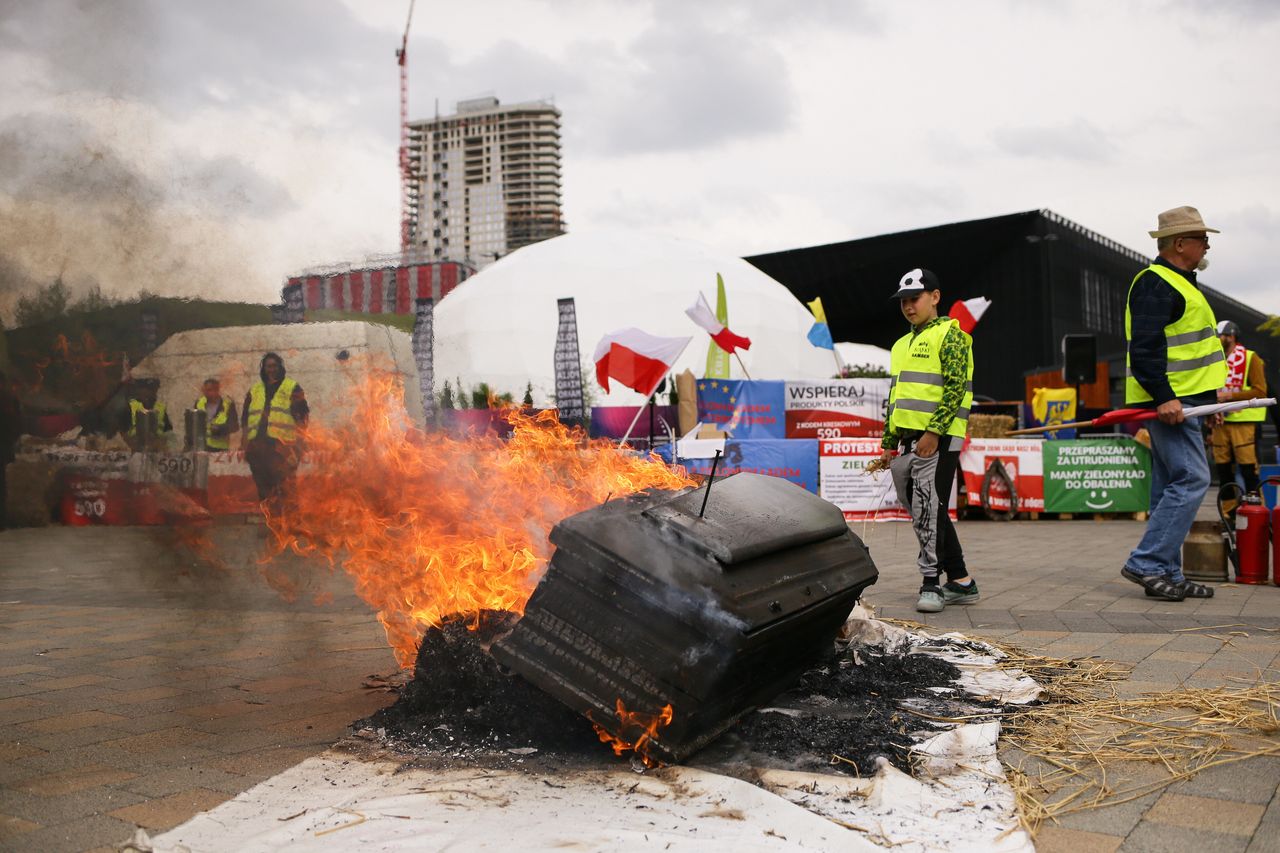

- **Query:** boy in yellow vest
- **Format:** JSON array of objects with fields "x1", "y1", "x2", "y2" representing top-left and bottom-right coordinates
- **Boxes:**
[{"x1": 875, "y1": 269, "x2": 979, "y2": 613}]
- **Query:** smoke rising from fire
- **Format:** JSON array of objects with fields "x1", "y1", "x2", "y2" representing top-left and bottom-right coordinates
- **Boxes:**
[{"x1": 0, "y1": 109, "x2": 294, "y2": 323}]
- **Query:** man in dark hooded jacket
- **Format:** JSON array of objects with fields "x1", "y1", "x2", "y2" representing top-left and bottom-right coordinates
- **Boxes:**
[{"x1": 240, "y1": 352, "x2": 309, "y2": 511}]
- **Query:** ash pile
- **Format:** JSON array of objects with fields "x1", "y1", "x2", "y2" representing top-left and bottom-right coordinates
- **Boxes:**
[{"x1": 359, "y1": 473, "x2": 975, "y2": 777}]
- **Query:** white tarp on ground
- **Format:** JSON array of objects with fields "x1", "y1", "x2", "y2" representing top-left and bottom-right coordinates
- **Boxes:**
[
  {"x1": 432, "y1": 228, "x2": 839, "y2": 407},
  {"x1": 139, "y1": 615, "x2": 1037, "y2": 853},
  {"x1": 131, "y1": 322, "x2": 423, "y2": 431}
]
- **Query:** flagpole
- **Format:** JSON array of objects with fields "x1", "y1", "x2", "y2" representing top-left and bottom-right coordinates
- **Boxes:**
[
  {"x1": 619, "y1": 379, "x2": 662, "y2": 448},
  {"x1": 831, "y1": 345, "x2": 845, "y2": 378},
  {"x1": 733, "y1": 352, "x2": 752, "y2": 380}
]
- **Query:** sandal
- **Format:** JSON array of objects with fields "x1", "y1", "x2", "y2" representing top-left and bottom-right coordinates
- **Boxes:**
[
  {"x1": 1121, "y1": 567, "x2": 1186, "y2": 601},
  {"x1": 1143, "y1": 579, "x2": 1215, "y2": 599}
]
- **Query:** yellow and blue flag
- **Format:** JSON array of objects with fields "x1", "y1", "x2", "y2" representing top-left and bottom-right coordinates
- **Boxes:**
[{"x1": 806, "y1": 297, "x2": 833, "y2": 350}]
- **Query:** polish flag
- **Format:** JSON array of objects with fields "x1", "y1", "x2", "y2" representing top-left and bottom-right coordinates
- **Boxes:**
[
  {"x1": 684, "y1": 293, "x2": 753, "y2": 354},
  {"x1": 594, "y1": 328, "x2": 692, "y2": 395},
  {"x1": 949, "y1": 296, "x2": 992, "y2": 334}
]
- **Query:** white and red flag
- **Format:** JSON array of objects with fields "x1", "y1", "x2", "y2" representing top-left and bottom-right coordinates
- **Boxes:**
[
  {"x1": 685, "y1": 292, "x2": 752, "y2": 354},
  {"x1": 593, "y1": 328, "x2": 692, "y2": 395},
  {"x1": 948, "y1": 296, "x2": 992, "y2": 334}
]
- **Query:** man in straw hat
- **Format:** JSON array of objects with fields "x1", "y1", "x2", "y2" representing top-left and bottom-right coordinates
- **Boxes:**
[{"x1": 1120, "y1": 206, "x2": 1226, "y2": 601}]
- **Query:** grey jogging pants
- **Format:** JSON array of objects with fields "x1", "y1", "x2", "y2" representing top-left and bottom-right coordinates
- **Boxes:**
[{"x1": 889, "y1": 449, "x2": 967, "y2": 581}]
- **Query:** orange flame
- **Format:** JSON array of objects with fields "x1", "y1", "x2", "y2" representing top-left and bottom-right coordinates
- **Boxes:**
[
  {"x1": 590, "y1": 698, "x2": 675, "y2": 768},
  {"x1": 263, "y1": 372, "x2": 693, "y2": 668},
  {"x1": 22, "y1": 331, "x2": 118, "y2": 394}
]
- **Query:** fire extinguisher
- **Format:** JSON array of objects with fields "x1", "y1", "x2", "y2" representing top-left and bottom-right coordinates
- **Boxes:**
[
  {"x1": 1268, "y1": 476, "x2": 1280, "y2": 588},
  {"x1": 1219, "y1": 483, "x2": 1272, "y2": 584},
  {"x1": 1237, "y1": 495, "x2": 1271, "y2": 584}
]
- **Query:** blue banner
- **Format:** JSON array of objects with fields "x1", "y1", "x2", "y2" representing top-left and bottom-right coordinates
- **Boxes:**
[
  {"x1": 680, "y1": 439, "x2": 819, "y2": 493},
  {"x1": 695, "y1": 380, "x2": 786, "y2": 440}
]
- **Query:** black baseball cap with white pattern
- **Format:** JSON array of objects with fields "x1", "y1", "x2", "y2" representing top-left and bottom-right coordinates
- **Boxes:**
[{"x1": 890, "y1": 267, "x2": 941, "y2": 300}]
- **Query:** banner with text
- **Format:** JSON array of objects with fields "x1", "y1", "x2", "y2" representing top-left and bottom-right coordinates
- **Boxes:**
[
  {"x1": 553, "y1": 297, "x2": 586, "y2": 427},
  {"x1": 959, "y1": 438, "x2": 1045, "y2": 513},
  {"x1": 695, "y1": 379, "x2": 786, "y2": 439},
  {"x1": 785, "y1": 378, "x2": 891, "y2": 439},
  {"x1": 681, "y1": 439, "x2": 818, "y2": 493},
  {"x1": 818, "y1": 439, "x2": 908, "y2": 521},
  {"x1": 1042, "y1": 438, "x2": 1151, "y2": 513}
]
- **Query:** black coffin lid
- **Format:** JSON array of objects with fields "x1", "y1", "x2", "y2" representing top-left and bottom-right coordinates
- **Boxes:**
[{"x1": 641, "y1": 472, "x2": 850, "y2": 564}]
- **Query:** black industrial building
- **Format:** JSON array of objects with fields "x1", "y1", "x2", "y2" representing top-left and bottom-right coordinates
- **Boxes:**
[{"x1": 746, "y1": 209, "x2": 1280, "y2": 418}]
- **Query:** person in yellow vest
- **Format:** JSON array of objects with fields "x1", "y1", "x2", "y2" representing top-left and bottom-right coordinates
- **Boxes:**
[
  {"x1": 875, "y1": 268, "x2": 979, "y2": 614},
  {"x1": 121, "y1": 378, "x2": 173, "y2": 451},
  {"x1": 1213, "y1": 321, "x2": 1266, "y2": 506},
  {"x1": 240, "y1": 352, "x2": 309, "y2": 511},
  {"x1": 1120, "y1": 206, "x2": 1227, "y2": 602},
  {"x1": 194, "y1": 378, "x2": 239, "y2": 451}
]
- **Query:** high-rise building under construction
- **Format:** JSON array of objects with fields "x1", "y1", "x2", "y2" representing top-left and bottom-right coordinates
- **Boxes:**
[{"x1": 407, "y1": 96, "x2": 564, "y2": 268}]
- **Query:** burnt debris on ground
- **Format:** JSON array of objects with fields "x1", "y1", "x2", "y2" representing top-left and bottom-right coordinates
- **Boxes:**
[{"x1": 358, "y1": 613, "x2": 977, "y2": 779}]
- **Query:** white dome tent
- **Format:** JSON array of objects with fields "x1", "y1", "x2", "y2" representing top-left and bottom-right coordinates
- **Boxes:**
[{"x1": 433, "y1": 229, "x2": 837, "y2": 406}]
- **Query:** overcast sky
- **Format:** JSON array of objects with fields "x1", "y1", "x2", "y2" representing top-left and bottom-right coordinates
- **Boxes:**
[{"x1": 2, "y1": 0, "x2": 1278, "y2": 325}]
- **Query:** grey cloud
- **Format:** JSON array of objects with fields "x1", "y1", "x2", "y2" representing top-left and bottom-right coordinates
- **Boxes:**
[
  {"x1": 1, "y1": 0, "x2": 387, "y2": 120},
  {"x1": 589, "y1": 25, "x2": 794, "y2": 154},
  {"x1": 992, "y1": 119, "x2": 1115, "y2": 162}
]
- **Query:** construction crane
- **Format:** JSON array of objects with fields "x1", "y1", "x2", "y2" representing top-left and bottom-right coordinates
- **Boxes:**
[{"x1": 396, "y1": 0, "x2": 417, "y2": 253}]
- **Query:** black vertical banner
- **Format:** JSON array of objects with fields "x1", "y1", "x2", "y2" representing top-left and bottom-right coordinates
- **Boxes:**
[
  {"x1": 269, "y1": 304, "x2": 287, "y2": 324},
  {"x1": 282, "y1": 282, "x2": 305, "y2": 323},
  {"x1": 553, "y1": 297, "x2": 585, "y2": 426},
  {"x1": 139, "y1": 310, "x2": 159, "y2": 355},
  {"x1": 412, "y1": 297, "x2": 436, "y2": 427}
]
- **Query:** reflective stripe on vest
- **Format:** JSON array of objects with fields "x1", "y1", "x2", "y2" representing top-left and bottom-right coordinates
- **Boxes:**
[
  {"x1": 1124, "y1": 264, "x2": 1226, "y2": 404},
  {"x1": 127, "y1": 400, "x2": 166, "y2": 437},
  {"x1": 1224, "y1": 348, "x2": 1266, "y2": 423},
  {"x1": 247, "y1": 379, "x2": 298, "y2": 442},
  {"x1": 196, "y1": 395, "x2": 232, "y2": 449},
  {"x1": 887, "y1": 318, "x2": 974, "y2": 438}
]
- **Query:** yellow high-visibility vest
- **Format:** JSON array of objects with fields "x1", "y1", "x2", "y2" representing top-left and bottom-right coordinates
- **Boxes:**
[
  {"x1": 246, "y1": 379, "x2": 298, "y2": 442},
  {"x1": 888, "y1": 318, "x2": 973, "y2": 439},
  {"x1": 195, "y1": 395, "x2": 232, "y2": 450},
  {"x1": 1223, "y1": 347, "x2": 1265, "y2": 423},
  {"x1": 1124, "y1": 264, "x2": 1226, "y2": 404},
  {"x1": 127, "y1": 400, "x2": 166, "y2": 437}
]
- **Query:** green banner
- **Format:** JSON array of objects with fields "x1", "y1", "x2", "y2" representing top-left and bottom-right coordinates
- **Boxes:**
[{"x1": 1042, "y1": 438, "x2": 1151, "y2": 513}]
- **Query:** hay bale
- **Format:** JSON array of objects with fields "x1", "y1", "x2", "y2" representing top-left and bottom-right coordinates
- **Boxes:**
[
  {"x1": 4, "y1": 459, "x2": 59, "y2": 527},
  {"x1": 967, "y1": 414, "x2": 1015, "y2": 439}
]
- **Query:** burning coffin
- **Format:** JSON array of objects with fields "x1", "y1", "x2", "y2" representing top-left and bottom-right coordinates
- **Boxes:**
[{"x1": 492, "y1": 472, "x2": 878, "y2": 764}]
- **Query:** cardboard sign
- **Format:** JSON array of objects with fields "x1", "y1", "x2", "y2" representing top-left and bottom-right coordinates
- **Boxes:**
[
  {"x1": 785, "y1": 379, "x2": 891, "y2": 439},
  {"x1": 818, "y1": 439, "x2": 907, "y2": 521},
  {"x1": 1042, "y1": 439, "x2": 1151, "y2": 513}
]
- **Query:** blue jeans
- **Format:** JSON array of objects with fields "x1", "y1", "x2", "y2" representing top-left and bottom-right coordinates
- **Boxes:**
[{"x1": 1125, "y1": 415, "x2": 1210, "y2": 582}]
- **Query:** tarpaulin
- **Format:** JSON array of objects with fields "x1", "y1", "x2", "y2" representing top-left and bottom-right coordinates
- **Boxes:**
[
  {"x1": 695, "y1": 379, "x2": 785, "y2": 439},
  {"x1": 680, "y1": 439, "x2": 818, "y2": 493}
]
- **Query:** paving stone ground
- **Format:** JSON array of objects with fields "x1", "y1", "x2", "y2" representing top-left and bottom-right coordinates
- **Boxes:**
[{"x1": 2, "y1": 510, "x2": 1279, "y2": 852}]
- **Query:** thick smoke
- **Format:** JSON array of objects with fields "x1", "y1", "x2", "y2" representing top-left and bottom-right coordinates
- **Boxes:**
[{"x1": 0, "y1": 1, "x2": 299, "y2": 322}]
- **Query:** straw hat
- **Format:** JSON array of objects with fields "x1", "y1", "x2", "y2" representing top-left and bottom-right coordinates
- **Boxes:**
[{"x1": 1148, "y1": 205, "x2": 1220, "y2": 239}]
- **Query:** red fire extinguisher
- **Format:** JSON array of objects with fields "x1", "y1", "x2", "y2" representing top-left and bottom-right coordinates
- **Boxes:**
[{"x1": 1236, "y1": 494, "x2": 1271, "y2": 585}]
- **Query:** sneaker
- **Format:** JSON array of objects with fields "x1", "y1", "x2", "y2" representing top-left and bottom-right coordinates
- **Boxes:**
[
  {"x1": 941, "y1": 580, "x2": 980, "y2": 604},
  {"x1": 916, "y1": 585, "x2": 945, "y2": 613}
]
